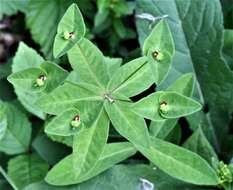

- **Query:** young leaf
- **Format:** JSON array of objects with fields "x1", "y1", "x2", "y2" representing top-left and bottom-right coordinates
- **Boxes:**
[
  {"x1": 68, "y1": 38, "x2": 109, "y2": 89},
  {"x1": 105, "y1": 101, "x2": 150, "y2": 148},
  {"x1": 53, "y1": 3, "x2": 86, "y2": 58},
  {"x1": 107, "y1": 57, "x2": 154, "y2": 97},
  {"x1": 0, "y1": 102, "x2": 31, "y2": 155},
  {"x1": 45, "y1": 108, "x2": 82, "y2": 136},
  {"x1": 143, "y1": 20, "x2": 174, "y2": 85},
  {"x1": 132, "y1": 91, "x2": 202, "y2": 121},
  {"x1": 45, "y1": 142, "x2": 136, "y2": 185},
  {"x1": 7, "y1": 154, "x2": 49, "y2": 189},
  {"x1": 139, "y1": 137, "x2": 219, "y2": 185},
  {"x1": 72, "y1": 107, "x2": 109, "y2": 178},
  {"x1": 183, "y1": 127, "x2": 218, "y2": 163},
  {"x1": 36, "y1": 82, "x2": 103, "y2": 115}
]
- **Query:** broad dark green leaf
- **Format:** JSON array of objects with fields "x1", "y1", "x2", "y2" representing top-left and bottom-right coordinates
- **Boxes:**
[
  {"x1": 53, "y1": 3, "x2": 86, "y2": 58},
  {"x1": 223, "y1": 29, "x2": 233, "y2": 70},
  {"x1": 36, "y1": 82, "x2": 103, "y2": 115},
  {"x1": 107, "y1": 57, "x2": 154, "y2": 97},
  {"x1": 139, "y1": 137, "x2": 219, "y2": 185},
  {"x1": 68, "y1": 38, "x2": 109, "y2": 89},
  {"x1": 32, "y1": 135, "x2": 70, "y2": 165},
  {"x1": 7, "y1": 154, "x2": 49, "y2": 189},
  {"x1": 183, "y1": 127, "x2": 218, "y2": 163},
  {"x1": 45, "y1": 142, "x2": 136, "y2": 185},
  {"x1": 0, "y1": 0, "x2": 28, "y2": 19},
  {"x1": 105, "y1": 101, "x2": 150, "y2": 148},
  {"x1": 136, "y1": 0, "x2": 233, "y2": 151},
  {"x1": 0, "y1": 102, "x2": 31, "y2": 155}
]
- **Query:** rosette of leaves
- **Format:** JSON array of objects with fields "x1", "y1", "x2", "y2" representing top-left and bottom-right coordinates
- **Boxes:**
[
  {"x1": 94, "y1": 0, "x2": 136, "y2": 56},
  {"x1": 6, "y1": 3, "x2": 228, "y2": 189}
]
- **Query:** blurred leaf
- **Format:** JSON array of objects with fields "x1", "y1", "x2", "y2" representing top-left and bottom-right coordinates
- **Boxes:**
[
  {"x1": 7, "y1": 154, "x2": 49, "y2": 189},
  {"x1": 0, "y1": 102, "x2": 31, "y2": 155},
  {"x1": 223, "y1": 29, "x2": 233, "y2": 70}
]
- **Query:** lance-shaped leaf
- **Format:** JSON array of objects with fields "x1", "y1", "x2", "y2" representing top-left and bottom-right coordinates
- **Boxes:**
[
  {"x1": 53, "y1": 4, "x2": 86, "y2": 58},
  {"x1": 143, "y1": 20, "x2": 174, "y2": 85},
  {"x1": 36, "y1": 82, "x2": 103, "y2": 115},
  {"x1": 132, "y1": 91, "x2": 201, "y2": 121},
  {"x1": 139, "y1": 137, "x2": 219, "y2": 185},
  {"x1": 183, "y1": 127, "x2": 218, "y2": 163},
  {"x1": 45, "y1": 108, "x2": 82, "y2": 136},
  {"x1": 45, "y1": 142, "x2": 136, "y2": 185},
  {"x1": 68, "y1": 38, "x2": 109, "y2": 89},
  {"x1": 0, "y1": 102, "x2": 31, "y2": 155},
  {"x1": 72, "y1": 107, "x2": 109, "y2": 178},
  {"x1": 105, "y1": 101, "x2": 150, "y2": 148},
  {"x1": 8, "y1": 68, "x2": 47, "y2": 92},
  {"x1": 107, "y1": 57, "x2": 154, "y2": 97},
  {"x1": 7, "y1": 154, "x2": 49, "y2": 189}
]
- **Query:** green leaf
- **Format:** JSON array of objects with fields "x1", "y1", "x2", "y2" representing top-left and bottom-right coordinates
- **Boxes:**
[
  {"x1": 68, "y1": 38, "x2": 109, "y2": 88},
  {"x1": 223, "y1": 29, "x2": 233, "y2": 70},
  {"x1": 159, "y1": 92, "x2": 202, "y2": 119},
  {"x1": 140, "y1": 137, "x2": 219, "y2": 185},
  {"x1": 104, "y1": 57, "x2": 122, "y2": 78},
  {"x1": 136, "y1": 0, "x2": 233, "y2": 151},
  {"x1": 36, "y1": 82, "x2": 103, "y2": 115},
  {"x1": 0, "y1": 105, "x2": 7, "y2": 140},
  {"x1": 45, "y1": 142, "x2": 136, "y2": 185},
  {"x1": 143, "y1": 20, "x2": 175, "y2": 85},
  {"x1": 107, "y1": 57, "x2": 154, "y2": 97},
  {"x1": 149, "y1": 73, "x2": 195, "y2": 137},
  {"x1": 183, "y1": 127, "x2": 218, "y2": 163},
  {"x1": 32, "y1": 135, "x2": 70, "y2": 165},
  {"x1": 45, "y1": 108, "x2": 82, "y2": 136},
  {"x1": 8, "y1": 68, "x2": 46, "y2": 92},
  {"x1": 40, "y1": 61, "x2": 69, "y2": 92},
  {"x1": 7, "y1": 154, "x2": 49, "y2": 189},
  {"x1": 0, "y1": 0, "x2": 28, "y2": 20},
  {"x1": 0, "y1": 102, "x2": 31, "y2": 155},
  {"x1": 12, "y1": 42, "x2": 45, "y2": 119},
  {"x1": 53, "y1": 3, "x2": 86, "y2": 58},
  {"x1": 132, "y1": 91, "x2": 201, "y2": 121},
  {"x1": 12, "y1": 42, "x2": 44, "y2": 73},
  {"x1": 105, "y1": 101, "x2": 150, "y2": 148},
  {"x1": 72, "y1": 106, "x2": 109, "y2": 178},
  {"x1": 26, "y1": 0, "x2": 75, "y2": 58}
]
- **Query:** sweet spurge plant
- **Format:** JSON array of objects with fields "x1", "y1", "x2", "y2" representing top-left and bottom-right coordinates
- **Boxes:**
[{"x1": 0, "y1": 0, "x2": 233, "y2": 190}]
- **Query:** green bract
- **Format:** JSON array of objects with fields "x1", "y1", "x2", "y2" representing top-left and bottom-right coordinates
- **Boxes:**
[{"x1": 53, "y1": 3, "x2": 86, "y2": 58}]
